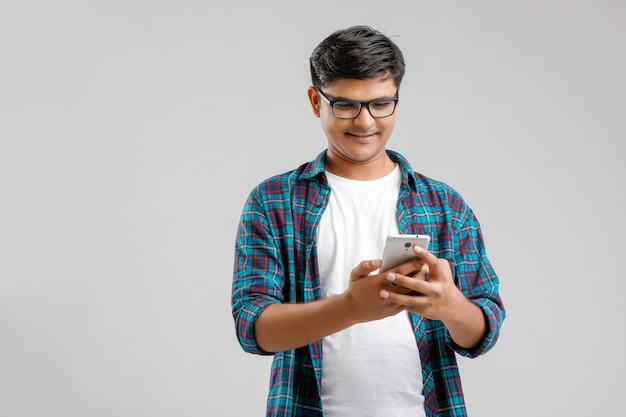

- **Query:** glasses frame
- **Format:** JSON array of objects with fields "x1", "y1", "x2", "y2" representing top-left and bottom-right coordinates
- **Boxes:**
[{"x1": 316, "y1": 88, "x2": 399, "y2": 119}]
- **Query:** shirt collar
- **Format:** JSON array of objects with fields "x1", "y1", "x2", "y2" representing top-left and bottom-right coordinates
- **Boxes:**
[{"x1": 299, "y1": 149, "x2": 418, "y2": 192}]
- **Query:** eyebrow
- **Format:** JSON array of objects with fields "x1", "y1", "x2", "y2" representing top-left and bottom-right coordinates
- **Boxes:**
[{"x1": 326, "y1": 91, "x2": 398, "y2": 101}]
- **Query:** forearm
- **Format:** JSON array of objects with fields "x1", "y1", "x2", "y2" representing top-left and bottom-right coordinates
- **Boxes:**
[
  {"x1": 255, "y1": 294, "x2": 356, "y2": 353},
  {"x1": 443, "y1": 295, "x2": 487, "y2": 349}
]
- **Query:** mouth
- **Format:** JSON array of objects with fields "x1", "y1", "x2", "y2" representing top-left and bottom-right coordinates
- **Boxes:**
[{"x1": 347, "y1": 131, "x2": 377, "y2": 140}]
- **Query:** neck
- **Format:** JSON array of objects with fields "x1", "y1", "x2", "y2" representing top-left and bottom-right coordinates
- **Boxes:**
[{"x1": 325, "y1": 151, "x2": 396, "y2": 180}]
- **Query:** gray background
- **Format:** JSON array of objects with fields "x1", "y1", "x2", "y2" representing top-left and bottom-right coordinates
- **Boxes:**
[{"x1": 1, "y1": 1, "x2": 624, "y2": 416}]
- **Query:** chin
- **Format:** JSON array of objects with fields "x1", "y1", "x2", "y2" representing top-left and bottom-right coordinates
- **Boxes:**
[{"x1": 346, "y1": 147, "x2": 386, "y2": 163}]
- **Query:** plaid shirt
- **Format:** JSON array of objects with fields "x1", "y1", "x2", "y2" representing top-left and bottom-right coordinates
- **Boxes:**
[{"x1": 232, "y1": 149, "x2": 505, "y2": 417}]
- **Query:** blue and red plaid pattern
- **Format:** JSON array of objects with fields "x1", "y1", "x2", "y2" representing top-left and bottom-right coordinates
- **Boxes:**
[{"x1": 232, "y1": 149, "x2": 505, "y2": 417}]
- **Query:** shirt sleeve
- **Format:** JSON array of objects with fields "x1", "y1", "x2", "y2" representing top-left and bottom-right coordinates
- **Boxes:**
[
  {"x1": 231, "y1": 186, "x2": 285, "y2": 356},
  {"x1": 446, "y1": 200, "x2": 506, "y2": 358}
]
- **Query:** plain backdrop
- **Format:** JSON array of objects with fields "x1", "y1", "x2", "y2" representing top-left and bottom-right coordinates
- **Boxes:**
[{"x1": 1, "y1": 1, "x2": 625, "y2": 416}]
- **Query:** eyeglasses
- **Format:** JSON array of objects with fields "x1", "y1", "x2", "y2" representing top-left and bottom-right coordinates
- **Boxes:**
[{"x1": 316, "y1": 88, "x2": 399, "y2": 119}]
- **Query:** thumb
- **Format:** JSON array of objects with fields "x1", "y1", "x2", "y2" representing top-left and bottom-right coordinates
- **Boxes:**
[{"x1": 351, "y1": 259, "x2": 382, "y2": 281}]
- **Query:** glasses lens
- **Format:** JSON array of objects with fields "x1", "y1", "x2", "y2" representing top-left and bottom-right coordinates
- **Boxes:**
[
  {"x1": 368, "y1": 99, "x2": 396, "y2": 118},
  {"x1": 332, "y1": 101, "x2": 360, "y2": 119},
  {"x1": 332, "y1": 99, "x2": 397, "y2": 119}
]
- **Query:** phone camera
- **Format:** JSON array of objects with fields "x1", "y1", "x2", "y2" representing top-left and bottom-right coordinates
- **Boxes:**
[{"x1": 404, "y1": 242, "x2": 411, "y2": 248}]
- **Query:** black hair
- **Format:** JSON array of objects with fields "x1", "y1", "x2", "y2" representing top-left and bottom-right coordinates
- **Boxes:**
[{"x1": 309, "y1": 25, "x2": 405, "y2": 89}]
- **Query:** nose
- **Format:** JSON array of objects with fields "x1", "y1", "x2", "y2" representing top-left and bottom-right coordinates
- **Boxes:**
[{"x1": 353, "y1": 104, "x2": 375, "y2": 126}]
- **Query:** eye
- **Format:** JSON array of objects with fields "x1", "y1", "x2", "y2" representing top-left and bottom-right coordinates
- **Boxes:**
[
  {"x1": 371, "y1": 99, "x2": 394, "y2": 110},
  {"x1": 334, "y1": 101, "x2": 358, "y2": 111}
]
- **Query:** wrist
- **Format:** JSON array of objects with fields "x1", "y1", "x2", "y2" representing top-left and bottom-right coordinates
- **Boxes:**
[
  {"x1": 442, "y1": 294, "x2": 486, "y2": 349},
  {"x1": 442, "y1": 291, "x2": 473, "y2": 326}
]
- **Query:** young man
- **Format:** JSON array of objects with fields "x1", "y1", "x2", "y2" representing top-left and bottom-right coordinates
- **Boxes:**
[{"x1": 232, "y1": 25, "x2": 505, "y2": 417}]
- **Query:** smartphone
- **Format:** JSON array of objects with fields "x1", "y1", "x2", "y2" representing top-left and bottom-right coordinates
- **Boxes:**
[{"x1": 380, "y1": 234, "x2": 431, "y2": 272}]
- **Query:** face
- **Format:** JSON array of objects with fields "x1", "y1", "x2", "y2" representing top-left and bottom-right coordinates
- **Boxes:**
[{"x1": 308, "y1": 76, "x2": 400, "y2": 177}]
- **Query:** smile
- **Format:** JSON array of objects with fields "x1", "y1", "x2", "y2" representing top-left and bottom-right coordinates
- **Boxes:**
[{"x1": 347, "y1": 132, "x2": 377, "y2": 140}]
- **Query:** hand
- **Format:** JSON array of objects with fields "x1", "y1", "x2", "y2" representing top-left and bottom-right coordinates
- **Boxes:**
[
  {"x1": 378, "y1": 245, "x2": 486, "y2": 348},
  {"x1": 379, "y1": 245, "x2": 465, "y2": 322},
  {"x1": 342, "y1": 259, "x2": 409, "y2": 324}
]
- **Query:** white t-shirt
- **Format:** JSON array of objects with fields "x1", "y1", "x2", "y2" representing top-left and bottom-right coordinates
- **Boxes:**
[{"x1": 317, "y1": 166, "x2": 426, "y2": 417}]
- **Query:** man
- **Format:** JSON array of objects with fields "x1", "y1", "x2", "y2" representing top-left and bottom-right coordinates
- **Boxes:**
[{"x1": 232, "y1": 25, "x2": 505, "y2": 417}]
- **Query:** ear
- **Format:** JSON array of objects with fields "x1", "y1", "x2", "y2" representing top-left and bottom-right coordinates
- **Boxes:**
[
  {"x1": 307, "y1": 86, "x2": 321, "y2": 118},
  {"x1": 394, "y1": 86, "x2": 401, "y2": 116}
]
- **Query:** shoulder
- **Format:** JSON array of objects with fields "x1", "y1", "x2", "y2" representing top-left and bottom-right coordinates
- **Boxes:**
[
  {"x1": 388, "y1": 149, "x2": 464, "y2": 198},
  {"x1": 248, "y1": 150, "x2": 327, "y2": 201},
  {"x1": 416, "y1": 172, "x2": 465, "y2": 209},
  {"x1": 388, "y1": 149, "x2": 471, "y2": 218}
]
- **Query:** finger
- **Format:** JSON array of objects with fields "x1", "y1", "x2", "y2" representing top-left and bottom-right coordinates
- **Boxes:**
[
  {"x1": 412, "y1": 244, "x2": 433, "y2": 262},
  {"x1": 386, "y1": 272, "x2": 430, "y2": 295},
  {"x1": 351, "y1": 259, "x2": 382, "y2": 281},
  {"x1": 412, "y1": 245, "x2": 444, "y2": 274},
  {"x1": 380, "y1": 287, "x2": 426, "y2": 306},
  {"x1": 399, "y1": 258, "x2": 425, "y2": 276},
  {"x1": 421, "y1": 264, "x2": 430, "y2": 281},
  {"x1": 387, "y1": 263, "x2": 429, "y2": 284}
]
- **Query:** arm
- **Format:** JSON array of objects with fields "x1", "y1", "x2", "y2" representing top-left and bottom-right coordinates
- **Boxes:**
[
  {"x1": 254, "y1": 290, "x2": 354, "y2": 352},
  {"x1": 232, "y1": 176, "x2": 432, "y2": 354},
  {"x1": 381, "y1": 210, "x2": 504, "y2": 352},
  {"x1": 256, "y1": 259, "x2": 410, "y2": 353},
  {"x1": 381, "y1": 245, "x2": 486, "y2": 349}
]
